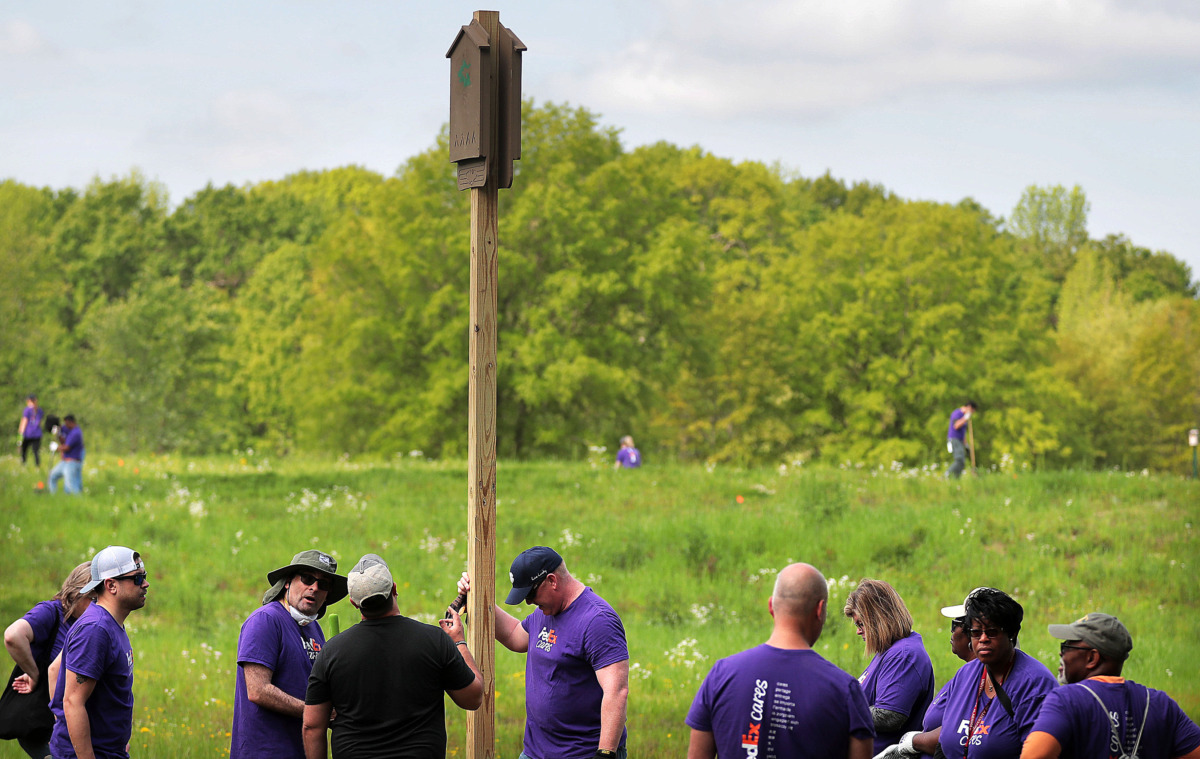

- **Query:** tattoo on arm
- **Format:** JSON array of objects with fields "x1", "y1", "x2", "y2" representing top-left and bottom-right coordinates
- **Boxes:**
[{"x1": 75, "y1": 674, "x2": 92, "y2": 684}]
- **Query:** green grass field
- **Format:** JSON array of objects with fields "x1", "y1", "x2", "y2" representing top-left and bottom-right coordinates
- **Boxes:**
[{"x1": 1, "y1": 452, "x2": 1197, "y2": 757}]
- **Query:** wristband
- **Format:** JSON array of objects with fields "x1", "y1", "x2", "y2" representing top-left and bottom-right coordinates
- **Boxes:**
[{"x1": 455, "y1": 640, "x2": 468, "y2": 647}]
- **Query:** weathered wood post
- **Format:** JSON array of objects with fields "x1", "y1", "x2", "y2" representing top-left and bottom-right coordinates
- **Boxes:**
[{"x1": 447, "y1": 11, "x2": 524, "y2": 759}]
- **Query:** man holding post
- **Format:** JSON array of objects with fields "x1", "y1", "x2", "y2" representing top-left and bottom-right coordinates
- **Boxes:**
[
  {"x1": 303, "y1": 554, "x2": 483, "y2": 758},
  {"x1": 48, "y1": 545, "x2": 149, "y2": 759},
  {"x1": 231, "y1": 550, "x2": 346, "y2": 759},
  {"x1": 686, "y1": 562, "x2": 874, "y2": 759},
  {"x1": 1021, "y1": 612, "x2": 1200, "y2": 759},
  {"x1": 456, "y1": 546, "x2": 629, "y2": 759},
  {"x1": 945, "y1": 401, "x2": 977, "y2": 479}
]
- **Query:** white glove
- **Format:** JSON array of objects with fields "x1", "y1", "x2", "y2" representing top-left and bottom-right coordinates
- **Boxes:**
[
  {"x1": 963, "y1": 411, "x2": 972, "y2": 420},
  {"x1": 872, "y1": 732, "x2": 920, "y2": 759}
]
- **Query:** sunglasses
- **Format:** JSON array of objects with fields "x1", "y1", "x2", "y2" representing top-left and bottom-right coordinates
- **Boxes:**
[
  {"x1": 114, "y1": 572, "x2": 147, "y2": 586},
  {"x1": 968, "y1": 627, "x2": 1005, "y2": 639},
  {"x1": 1060, "y1": 642, "x2": 1093, "y2": 655},
  {"x1": 297, "y1": 573, "x2": 332, "y2": 592},
  {"x1": 527, "y1": 573, "x2": 550, "y2": 598}
]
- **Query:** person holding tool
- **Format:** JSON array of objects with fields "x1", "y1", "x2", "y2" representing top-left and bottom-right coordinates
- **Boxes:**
[
  {"x1": 456, "y1": 546, "x2": 629, "y2": 759},
  {"x1": 303, "y1": 554, "x2": 482, "y2": 759},
  {"x1": 231, "y1": 550, "x2": 346, "y2": 759},
  {"x1": 945, "y1": 401, "x2": 977, "y2": 479}
]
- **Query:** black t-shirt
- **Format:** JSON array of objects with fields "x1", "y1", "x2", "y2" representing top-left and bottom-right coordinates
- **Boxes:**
[{"x1": 306, "y1": 614, "x2": 476, "y2": 759}]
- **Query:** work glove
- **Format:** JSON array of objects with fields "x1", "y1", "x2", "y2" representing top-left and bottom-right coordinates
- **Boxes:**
[
  {"x1": 873, "y1": 732, "x2": 920, "y2": 759},
  {"x1": 963, "y1": 411, "x2": 972, "y2": 420}
]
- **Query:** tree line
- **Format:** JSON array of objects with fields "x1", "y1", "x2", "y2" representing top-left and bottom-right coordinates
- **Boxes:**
[{"x1": 3, "y1": 102, "x2": 1197, "y2": 472}]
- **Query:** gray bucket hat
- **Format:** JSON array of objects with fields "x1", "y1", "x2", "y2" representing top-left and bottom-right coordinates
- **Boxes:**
[{"x1": 261, "y1": 549, "x2": 348, "y2": 618}]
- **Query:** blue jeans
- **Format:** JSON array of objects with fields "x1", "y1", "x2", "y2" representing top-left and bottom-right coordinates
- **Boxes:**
[
  {"x1": 48, "y1": 459, "x2": 82, "y2": 494},
  {"x1": 946, "y1": 438, "x2": 967, "y2": 479}
]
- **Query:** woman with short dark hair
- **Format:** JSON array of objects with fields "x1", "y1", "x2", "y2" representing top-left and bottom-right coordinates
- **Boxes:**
[
  {"x1": 926, "y1": 587, "x2": 1056, "y2": 759},
  {"x1": 844, "y1": 578, "x2": 936, "y2": 755}
]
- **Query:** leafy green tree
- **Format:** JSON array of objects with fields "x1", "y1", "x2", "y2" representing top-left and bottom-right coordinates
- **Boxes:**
[{"x1": 1008, "y1": 184, "x2": 1089, "y2": 283}]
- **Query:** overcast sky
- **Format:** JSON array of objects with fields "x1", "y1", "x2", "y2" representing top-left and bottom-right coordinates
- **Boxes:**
[{"x1": 3, "y1": 1, "x2": 1199, "y2": 277}]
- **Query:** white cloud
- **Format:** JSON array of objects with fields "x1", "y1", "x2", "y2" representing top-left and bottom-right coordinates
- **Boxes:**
[
  {"x1": 0, "y1": 19, "x2": 54, "y2": 56},
  {"x1": 577, "y1": 0, "x2": 1200, "y2": 117}
]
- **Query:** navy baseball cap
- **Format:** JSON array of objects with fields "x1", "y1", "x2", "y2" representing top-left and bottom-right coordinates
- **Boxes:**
[{"x1": 505, "y1": 546, "x2": 562, "y2": 604}]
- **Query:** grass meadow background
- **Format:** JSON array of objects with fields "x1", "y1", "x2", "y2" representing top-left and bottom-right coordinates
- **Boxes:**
[{"x1": 1, "y1": 452, "x2": 1197, "y2": 757}]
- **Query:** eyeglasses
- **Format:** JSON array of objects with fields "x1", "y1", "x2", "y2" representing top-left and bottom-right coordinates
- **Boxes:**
[
  {"x1": 115, "y1": 572, "x2": 147, "y2": 586},
  {"x1": 527, "y1": 574, "x2": 550, "y2": 599},
  {"x1": 853, "y1": 618, "x2": 865, "y2": 631},
  {"x1": 297, "y1": 573, "x2": 332, "y2": 592},
  {"x1": 1060, "y1": 643, "x2": 1093, "y2": 655},
  {"x1": 968, "y1": 627, "x2": 1004, "y2": 639}
]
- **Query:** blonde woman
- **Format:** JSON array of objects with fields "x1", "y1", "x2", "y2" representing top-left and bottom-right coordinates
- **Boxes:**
[
  {"x1": 3, "y1": 562, "x2": 93, "y2": 759},
  {"x1": 844, "y1": 578, "x2": 936, "y2": 756}
]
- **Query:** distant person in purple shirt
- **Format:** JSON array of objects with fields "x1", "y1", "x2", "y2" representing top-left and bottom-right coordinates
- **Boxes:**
[
  {"x1": 231, "y1": 550, "x2": 347, "y2": 759},
  {"x1": 456, "y1": 546, "x2": 629, "y2": 759},
  {"x1": 49, "y1": 545, "x2": 149, "y2": 759},
  {"x1": 686, "y1": 562, "x2": 874, "y2": 759},
  {"x1": 843, "y1": 579, "x2": 935, "y2": 755},
  {"x1": 1023, "y1": 612, "x2": 1200, "y2": 759},
  {"x1": 3, "y1": 562, "x2": 93, "y2": 759},
  {"x1": 614, "y1": 436, "x2": 641, "y2": 469},
  {"x1": 945, "y1": 401, "x2": 977, "y2": 479},
  {"x1": 17, "y1": 394, "x2": 44, "y2": 466},
  {"x1": 48, "y1": 414, "x2": 85, "y2": 495}
]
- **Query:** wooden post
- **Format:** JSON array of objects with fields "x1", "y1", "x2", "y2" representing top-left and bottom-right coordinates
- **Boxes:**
[
  {"x1": 465, "y1": 10, "x2": 501, "y2": 759},
  {"x1": 968, "y1": 418, "x2": 977, "y2": 476}
]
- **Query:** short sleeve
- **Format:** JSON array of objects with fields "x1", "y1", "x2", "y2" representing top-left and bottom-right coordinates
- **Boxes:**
[
  {"x1": 582, "y1": 608, "x2": 628, "y2": 671},
  {"x1": 238, "y1": 609, "x2": 283, "y2": 670},
  {"x1": 871, "y1": 647, "x2": 927, "y2": 717},
  {"x1": 684, "y1": 662, "x2": 718, "y2": 732},
  {"x1": 305, "y1": 648, "x2": 331, "y2": 705},
  {"x1": 63, "y1": 622, "x2": 110, "y2": 681},
  {"x1": 847, "y1": 677, "x2": 876, "y2": 739},
  {"x1": 438, "y1": 633, "x2": 477, "y2": 692}
]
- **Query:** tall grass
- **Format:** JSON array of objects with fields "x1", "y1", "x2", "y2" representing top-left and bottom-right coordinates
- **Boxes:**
[{"x1": 1, "y1": 453, "x2": 1196, "y2": 757}]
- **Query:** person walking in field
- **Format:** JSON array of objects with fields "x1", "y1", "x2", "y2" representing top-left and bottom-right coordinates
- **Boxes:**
[
  {"x1": 1022, "y1": 612, "x2": 1200, "y2": 759},
  {"x1": 17, "y1": 395, "x2": 44, "y2": 467},
  {"x1": 614, "y1": 436, "x2": 641, "y2": 469},
  {"x1": 945, "y1": 401, "x2": 977, "y2": 479},
  {"x1": 231, "y1": 550, "x2": 346, "y2": 759},
  {"x1": 686, "y1": 562, "x2": 875, "y2": 759},
  {"x1": 302, "y1": 554, "x2": 483, "y2": 759},
  {"x1": 48, "y1": 546, "x2": 149, "y2": 759},
  {"x1": 456, "y1": 546, "x2": 629, "y2": 759}
]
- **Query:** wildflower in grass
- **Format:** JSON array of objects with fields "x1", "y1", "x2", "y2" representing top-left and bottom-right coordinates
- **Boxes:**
[
  {"x1": 664, "y1": 638, "x2": 706, "y2": 670},
  {"x1": 560, "y1": 528, "x2": 581, "y2": 547}
]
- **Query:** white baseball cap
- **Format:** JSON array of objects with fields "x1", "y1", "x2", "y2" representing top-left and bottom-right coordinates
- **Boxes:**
[
  {"x1": 82, "y1": 546, "x2": 142, "y2": 594},
  {"x1": 347, "y1": 554, "x2": 394, "y2": 605}
]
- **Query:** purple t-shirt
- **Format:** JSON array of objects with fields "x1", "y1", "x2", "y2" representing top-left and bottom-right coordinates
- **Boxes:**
[
  {"x1": 231, "y1": 601, "x2": 326, "y2": 759},
  {"x1": 937, "y1": 651, "x2": 1056, "y2": 759},
  {"x1": 1029, "y1": 677, "x2": 1200, "y2": 759},
  {"x1": 22, "y1": 599, "x2": 72, "y2": 664},
  {"x1": 49, "y1": 604, "x2": 135, "y2": 759},
  {"x1": 22, "y1": 407, "x2": 44, "y2": 439},
  {"x1": 615, "y1": 447, "x2": 641, "y2": 468},
  {"x1": 687, "y1": 644, "x2": 874, "y2": 759},
  {"x1": 61, "y1": 425, "x2": 85, "y2": 461},
  {"x1": 519, "y1": 588, "x2": 628, "y2": 759},
  {"x1": 859, "y1": 631, "x2": 935, "y2": 753},
  {"x1": 948, "y1": 409, "x2": 968, "y2": 441}
]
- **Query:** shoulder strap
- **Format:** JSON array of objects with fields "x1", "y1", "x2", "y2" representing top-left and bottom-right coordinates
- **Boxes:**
[{"x1": 1078, "y1": 682, "x2": 1151, "y2": 759}]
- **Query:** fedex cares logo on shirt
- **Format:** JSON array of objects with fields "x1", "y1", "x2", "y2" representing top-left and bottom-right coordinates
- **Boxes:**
[
  {"x1": 303, "y1": 637, "x2": 323, "y2": 660},
  {"x1": 957, "y1": 719, "x2": 992, "y2": 746},
  {"x1": 535, "y1": 627, "x2": 557, "y2": 652},
  {"x1": 741, "y1": 679, "x2": 767, "y2": 758}
]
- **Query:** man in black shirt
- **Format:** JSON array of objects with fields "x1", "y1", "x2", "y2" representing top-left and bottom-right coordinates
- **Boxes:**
[{"x1": 302, "y1": 554, "x2": 483, "y2": 759}]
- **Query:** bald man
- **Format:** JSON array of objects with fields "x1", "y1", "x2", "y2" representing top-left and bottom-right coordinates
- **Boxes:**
[{"x1": 686, "y1": 563, "x2": 875, "y2": 759}]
